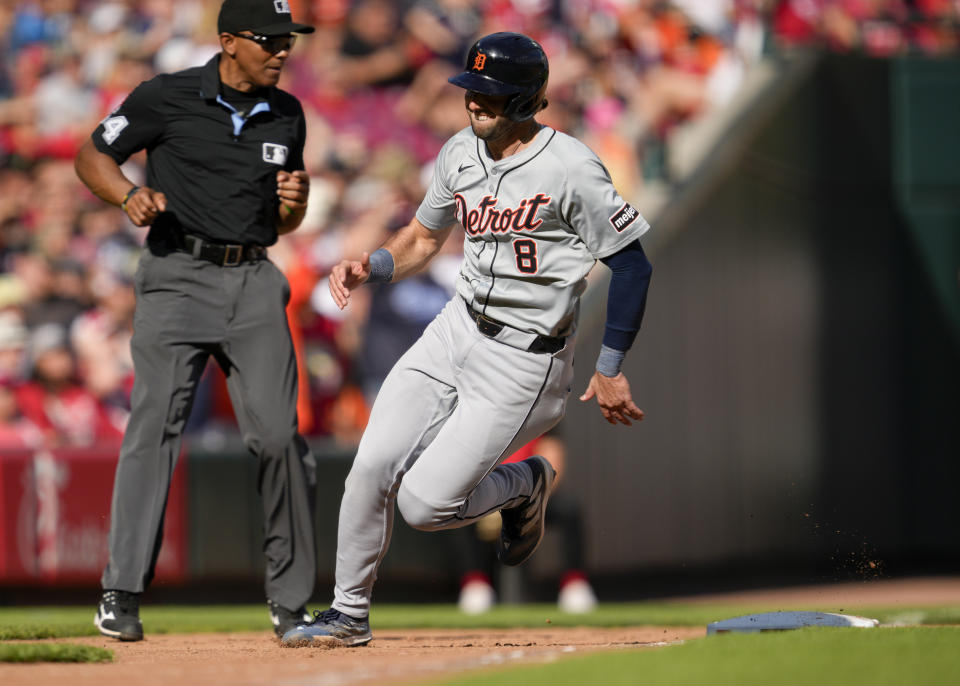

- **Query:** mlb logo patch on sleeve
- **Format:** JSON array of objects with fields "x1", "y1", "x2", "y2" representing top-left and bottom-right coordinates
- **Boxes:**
[
  {"x1": 263, "y1": 143, "x2": 289, "y2": 165},
  {"x1": 609, "y1": 203, "x2": 638, "y2": 232}
]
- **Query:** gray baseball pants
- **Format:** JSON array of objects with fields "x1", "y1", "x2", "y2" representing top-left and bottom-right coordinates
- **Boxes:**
[
  {"x1": 332, "y1": 297, "x2": 574, "y2": 617},
  {"x1": 101, "y1": 246, "x2": 317, "y2": 613}
]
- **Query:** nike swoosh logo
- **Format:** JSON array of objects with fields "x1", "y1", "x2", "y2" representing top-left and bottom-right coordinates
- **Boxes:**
[
  {"x1": 458, "y1": 163, "x2": 474, "y2": 173},
  {"x1": 99, "y1": 607, "x2": 115, "y2": 621}
]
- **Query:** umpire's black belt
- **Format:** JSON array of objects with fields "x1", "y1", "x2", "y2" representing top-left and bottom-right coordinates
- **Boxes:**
[
  {"x1": 179, "y1": 233, "x2": 267, "y2": 266},
  {"x1": 464, "y1": 301, "x2": 565, "y2": 355}
]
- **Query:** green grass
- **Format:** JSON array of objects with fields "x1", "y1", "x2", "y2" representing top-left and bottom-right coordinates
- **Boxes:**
[
  {"x1": 0, "y1": 643, "x2": 113, "y2": 663},
  {"x1": 1, "y1": 602, "x2": 958, "y2": 640},
  {"x1": 432, "y1": 627, "x2": 960, "y2": 686}
]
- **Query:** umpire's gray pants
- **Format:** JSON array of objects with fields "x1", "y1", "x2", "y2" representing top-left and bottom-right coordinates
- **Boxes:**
[
  {"x1": 101, "y1": 247, "x2": 317, "y2": 612},
  {"x1": 332, "y1": 297, "x2": 574, "y2": 617}
]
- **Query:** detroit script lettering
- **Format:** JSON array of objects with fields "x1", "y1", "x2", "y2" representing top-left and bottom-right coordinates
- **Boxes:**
[{"x1": 454, "y1": 193, "x2": 552, "y2": 236}]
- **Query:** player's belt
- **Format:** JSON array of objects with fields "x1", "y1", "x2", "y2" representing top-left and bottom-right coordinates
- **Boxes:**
[
  {"x1": 180, "y1": 234, "x2": 267, "y2": 267},
  {"x1": 464, "y1": 302, "x2": 565, "y2": 355}
]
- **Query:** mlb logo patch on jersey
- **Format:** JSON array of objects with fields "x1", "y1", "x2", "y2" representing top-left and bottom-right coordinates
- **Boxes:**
[
  {"x1": 263, "y1": 143, "x2": 289, "y2": 165},
  {"x1": 609, "y1": 203, "x2": 639, "y2": 232}
]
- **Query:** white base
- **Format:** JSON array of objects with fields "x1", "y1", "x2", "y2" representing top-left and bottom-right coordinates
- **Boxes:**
[{"x1": 707, "y1": 611, "x2": 879, "y2": 634}]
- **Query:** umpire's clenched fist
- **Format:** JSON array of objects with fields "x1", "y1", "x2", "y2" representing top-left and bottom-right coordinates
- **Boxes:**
[
  {"x1": 277, "y1": 170, "x2": 309, "y2": 212},
  {"x1": 122, "y1": 186, "x2": 167, "y2": 226}
]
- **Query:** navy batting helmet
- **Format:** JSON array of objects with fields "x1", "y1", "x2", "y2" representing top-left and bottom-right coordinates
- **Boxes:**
[{"x1": 448, "y1": 32, "x2": 549, "y2": 122}]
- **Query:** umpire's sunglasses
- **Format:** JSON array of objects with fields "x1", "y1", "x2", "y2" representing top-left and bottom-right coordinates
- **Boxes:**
[{"x1": 232, "y1": 32, "x2": 297, "y2": 54}]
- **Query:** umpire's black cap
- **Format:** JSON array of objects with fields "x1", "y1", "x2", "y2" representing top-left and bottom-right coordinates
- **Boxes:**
[{"x1": 218, "y1": 0, "x2": 315, "y2": 36}]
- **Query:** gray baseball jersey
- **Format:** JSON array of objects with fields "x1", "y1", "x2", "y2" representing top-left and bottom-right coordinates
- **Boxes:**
[
  {"x1": 416, "y1": 125, "x2": 650, "y2": 338},
  {"x1": 330, "y1": 125, "x2": 650, "y2": 619}
]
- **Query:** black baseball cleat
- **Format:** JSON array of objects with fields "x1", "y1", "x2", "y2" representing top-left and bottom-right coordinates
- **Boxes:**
[
  {"x1": 497, "y1": 456, "x2": 556, "y2": 566},
  {"x1": 267, "y1": 598, "x2": 312, "y2": 639},
  {"x1": 280, "y1": 608, "x2": 371, "y2": 647},
  {"x1": 94, "y1": 589, "x2": 144, "y2": 641}
]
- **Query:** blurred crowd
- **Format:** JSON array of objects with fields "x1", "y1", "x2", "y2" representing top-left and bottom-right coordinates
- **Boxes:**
[{"x1": 1, "y1": 0, "x2": 958, "y2": 450}]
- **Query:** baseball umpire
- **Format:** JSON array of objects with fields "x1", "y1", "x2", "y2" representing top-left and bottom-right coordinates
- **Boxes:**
[
  {"x1": 74, "y1": 0, "x2": 318, "y2": 641},
  {"x1": 283, "y1": 32, "x2": 652, "y2": 648}
]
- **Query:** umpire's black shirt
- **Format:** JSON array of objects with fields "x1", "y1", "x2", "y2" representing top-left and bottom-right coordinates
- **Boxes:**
[{"x1": 92, "y1": 54, "x2": 306, "y2": 246}]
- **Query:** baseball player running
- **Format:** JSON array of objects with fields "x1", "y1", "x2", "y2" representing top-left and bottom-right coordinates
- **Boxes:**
[{"x1": 283, "y1": 32, "x2": 652, "y2": 647}]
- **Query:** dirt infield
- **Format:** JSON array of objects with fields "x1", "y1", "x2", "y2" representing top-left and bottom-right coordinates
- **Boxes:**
[
  {"x1": 0, "y1": 626, "x2": 701, "y2": 686},
  {"x1": 2, "y1": 577, "x2": 958, "y2": 686}
]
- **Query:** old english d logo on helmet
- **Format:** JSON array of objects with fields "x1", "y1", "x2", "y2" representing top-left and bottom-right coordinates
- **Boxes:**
[{"x1": 448, "y1": 32, "x2": 549, "y2": 122}]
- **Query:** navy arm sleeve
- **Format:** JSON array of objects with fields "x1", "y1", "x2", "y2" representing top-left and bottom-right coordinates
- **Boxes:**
[{"x1": 598, "y1": 239, "x2": 652, "y2": 352}]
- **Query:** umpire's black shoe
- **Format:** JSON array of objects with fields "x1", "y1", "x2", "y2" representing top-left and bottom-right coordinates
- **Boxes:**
[
  {"x1": 498, "y1": 456, "x2": 557, "y2": 566},
  {"x1": 267, "y1": 599, "x2": 312, "y2": 639},
  {"x1": 95, "y1": 590, "x2": 143, "y2": 641}
]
